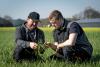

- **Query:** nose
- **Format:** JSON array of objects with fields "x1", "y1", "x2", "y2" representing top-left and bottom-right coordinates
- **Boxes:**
[
  {"x1": 32, "y1": 22, "x2": 38, "y2": 26},
  {"x1": 33, "y1": 22, "x2": 36, "y2": 25}
]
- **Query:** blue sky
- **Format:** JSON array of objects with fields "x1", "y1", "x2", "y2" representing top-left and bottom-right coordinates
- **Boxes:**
[{"x1": 0, "y1": 0, "x2": 100, "y2": 19}]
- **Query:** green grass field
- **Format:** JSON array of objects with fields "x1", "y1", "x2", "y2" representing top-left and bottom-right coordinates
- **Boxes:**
[{"x1": 0, "y1": 27, "x2": 100, "y2": 67}]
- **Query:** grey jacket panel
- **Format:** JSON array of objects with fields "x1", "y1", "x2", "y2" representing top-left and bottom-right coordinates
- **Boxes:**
[{"x1": 15, "y1": 26, "x2": 30, "y2": 48}]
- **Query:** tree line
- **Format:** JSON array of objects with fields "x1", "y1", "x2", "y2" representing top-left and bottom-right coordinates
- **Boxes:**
[{"x1": 0, "y1": 7, "x2": 100, "y2": 27}]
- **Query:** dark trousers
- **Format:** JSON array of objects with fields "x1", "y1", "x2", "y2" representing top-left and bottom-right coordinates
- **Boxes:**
[
  {"x1": 13, "y1": 46, "x2": 36, "y2": 62},
  {"x1": 50, "y1": 46, "x2": 91, "y2": 62},
  {"x1": 67, "y1": 46, "x2": 91, "y2": 62}
]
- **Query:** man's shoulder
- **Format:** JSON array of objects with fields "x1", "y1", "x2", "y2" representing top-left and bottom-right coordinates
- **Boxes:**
[
  {"x1": 16, "y1": 24, "x2": 26, "y2": 31},
  {"x1": 68, "y1": 21, "x2": 81, "y2": 28}
]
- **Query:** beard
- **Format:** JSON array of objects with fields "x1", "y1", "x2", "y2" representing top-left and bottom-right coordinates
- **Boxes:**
[
  {"x1": 30, "y1": 26, "x2": 37, "y2": 30},
  {"x1": 27, "y1": 25, "x2": 37, "y2": 30}
]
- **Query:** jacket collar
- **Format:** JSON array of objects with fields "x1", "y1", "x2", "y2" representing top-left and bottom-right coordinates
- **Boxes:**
[{"x1": 58, "y1": 19, "x2": 69, "y2": 31}]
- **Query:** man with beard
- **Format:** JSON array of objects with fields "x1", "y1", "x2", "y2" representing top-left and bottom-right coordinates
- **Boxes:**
[{"x1": 13, "y1": 12, "x2": 45, "y2": 62}]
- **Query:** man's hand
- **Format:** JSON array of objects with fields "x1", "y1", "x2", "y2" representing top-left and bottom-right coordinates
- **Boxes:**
[
  {"x1": 44, "y1": 42, "x2": 52, "y2": 48},
  {"x1": 30, "y1": 42, "x2": 37, "y2": 49},
  {"x1": 45, "y1": 42, "x2": 57, "y2": 51}
]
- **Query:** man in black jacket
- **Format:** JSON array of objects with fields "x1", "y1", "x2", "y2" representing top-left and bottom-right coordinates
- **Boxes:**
[{"x1": 13, "y1": 12, "x2": 45, "y2": 62}]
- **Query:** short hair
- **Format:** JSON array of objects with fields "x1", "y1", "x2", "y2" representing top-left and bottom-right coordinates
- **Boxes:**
[{"x1": 48, "y1": 10, "x2": 63, "y2": 20}]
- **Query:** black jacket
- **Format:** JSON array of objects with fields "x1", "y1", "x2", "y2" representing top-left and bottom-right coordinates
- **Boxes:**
[{"x1": 15, "y1": 24, "x2": 45, "y2": 48}]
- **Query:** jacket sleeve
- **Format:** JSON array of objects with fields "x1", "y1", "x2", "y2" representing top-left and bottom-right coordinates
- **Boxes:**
[
  {"x1": 41, "y1": 31, "x2": 45, "y2": 44},
  {"x1": 15, "y1": 27, "x2": 30, "y2": 48},
  {"x1": 38, "y1": 30, "x2": 45, "y2": 44},
  {"x1": 40, "y1": 31, "x2": 45, "y2": 44}
]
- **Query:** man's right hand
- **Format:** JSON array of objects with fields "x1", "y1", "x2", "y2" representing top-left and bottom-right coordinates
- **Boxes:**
[
  {"x1": 44, "y1": 42, "x2": 52, "y2": 48},
  {"x1": 29, "y1": 42, "x2": 37, "y2": 49},
  {"x1": 45, "y1": 42, "x2": 57, "y2": 51}
]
